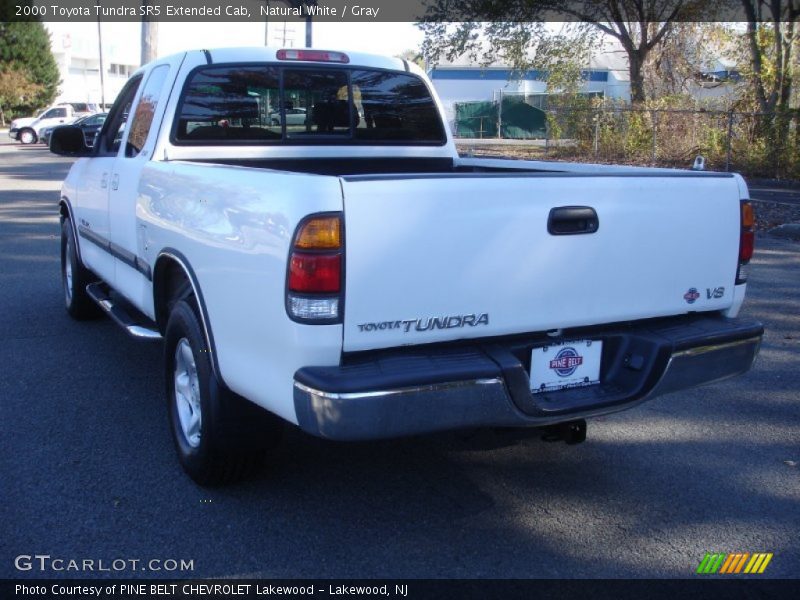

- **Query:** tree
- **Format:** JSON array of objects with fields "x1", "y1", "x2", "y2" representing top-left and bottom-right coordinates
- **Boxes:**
[
  {"x1": 0, "y1": 22, "x2": 59, "y2": 116},
  {"x1": 642, "y1": 22, "x2": 721, "y2": 101},
  {"x1": 737, "y1": 1, "x2": 800, "y2": 176},
  {"x1": 0, "y1": 66, "x2": 43, "y2": 125},
  {"x1": 741, "y1": 0, "x2": 799, "y2": 115},
  {"x1": 396, "y1": 49, "x2": 426, "y2": 70},
  {"x1": 419, "y1": 0, "x2": 704, "y2": 103}
]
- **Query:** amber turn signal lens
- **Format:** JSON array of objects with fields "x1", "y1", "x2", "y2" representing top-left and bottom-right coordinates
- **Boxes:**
[
  {"x1": 741, "y1": 201, "x2": 755, "y2": 229},
  {"x1": 294, "y1": 217, "x2": 341, "y2": 249}
]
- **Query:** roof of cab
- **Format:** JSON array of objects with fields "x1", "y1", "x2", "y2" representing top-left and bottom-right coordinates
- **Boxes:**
[{"x1": 178, "y1": 47, "x2": 409, "y2": 72}]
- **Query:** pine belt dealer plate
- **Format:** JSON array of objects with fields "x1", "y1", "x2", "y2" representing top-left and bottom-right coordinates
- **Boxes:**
[{"x1": 530, "y1": 340, "x2": 603, "y2": 393}]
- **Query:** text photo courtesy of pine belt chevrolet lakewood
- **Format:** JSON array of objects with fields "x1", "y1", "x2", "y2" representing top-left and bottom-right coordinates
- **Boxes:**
[{"x1": 49, "y1": 47, "x2": 763, "y2": 486}]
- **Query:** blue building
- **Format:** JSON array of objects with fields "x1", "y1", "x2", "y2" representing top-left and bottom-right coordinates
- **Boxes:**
[{"x1": 428, "y1": 49, "x2": 632, "y2": 129}]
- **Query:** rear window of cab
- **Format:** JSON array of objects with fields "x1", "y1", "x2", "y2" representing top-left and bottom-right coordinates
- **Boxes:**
[{"x1": 173, "y1": 64, "x2": 446, "y2": 145}]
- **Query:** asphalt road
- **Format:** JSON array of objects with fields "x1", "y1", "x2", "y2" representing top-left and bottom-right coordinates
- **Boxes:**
[
  {"x1": 748, "y1": 183, "x2": 800, "y2": 207},
  {"x1": 1, "y1": 140, "x2": 798, "y2": 580}
]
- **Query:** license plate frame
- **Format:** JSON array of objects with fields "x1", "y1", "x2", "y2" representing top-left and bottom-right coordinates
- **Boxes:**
[{"x1": 530, "y1": 339, "x2": 603, "y2": 394}]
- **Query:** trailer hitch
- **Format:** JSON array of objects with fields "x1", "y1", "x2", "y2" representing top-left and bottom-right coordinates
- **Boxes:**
[{"x1": 541, "y1": 419, "x2": 587, "y2": 445}]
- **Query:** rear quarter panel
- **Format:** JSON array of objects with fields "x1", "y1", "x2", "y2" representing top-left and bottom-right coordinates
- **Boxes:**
[{"x1": 137, "y1": 161, "x2": 344, "y2": 423}]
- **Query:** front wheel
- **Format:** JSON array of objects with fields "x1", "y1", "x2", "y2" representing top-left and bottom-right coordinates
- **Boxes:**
[
  {"x1": 19, "y1": 128, "x2": 37, "y2": 144},
  {"x1": 165, "y1": 299, "x2": 282, "y2": 486}
]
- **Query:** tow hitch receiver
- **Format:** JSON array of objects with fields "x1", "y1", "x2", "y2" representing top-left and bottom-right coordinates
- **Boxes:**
[{"x1": 542, "y1": 420, "x2": 587, "y2": 445}]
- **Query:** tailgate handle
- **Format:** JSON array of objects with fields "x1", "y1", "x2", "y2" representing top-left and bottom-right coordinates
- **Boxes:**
[{"x1": 548, "y1": 206, "x2": 599, "y2": 235}]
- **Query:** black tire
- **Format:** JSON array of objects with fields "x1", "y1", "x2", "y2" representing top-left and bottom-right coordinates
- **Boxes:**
[
  {"x1": 19, "y1": 128, "x2": 37, "y2": 144},
  {"x1": 61, "y1": 218, "x2": 101, "y2": 319},
  {"x1": 165, "y1": 299, "x2": 283, "y2": 486}
]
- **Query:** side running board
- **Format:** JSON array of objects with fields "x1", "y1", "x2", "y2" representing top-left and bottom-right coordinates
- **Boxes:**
[{"x1": 86, "y1": 282, "x2": 162, "y2": 341}]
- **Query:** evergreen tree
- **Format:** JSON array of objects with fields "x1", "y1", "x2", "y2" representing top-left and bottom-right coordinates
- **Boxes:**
[{"x1": 0, "y1": 22, "x2": 60, "y2": 117}]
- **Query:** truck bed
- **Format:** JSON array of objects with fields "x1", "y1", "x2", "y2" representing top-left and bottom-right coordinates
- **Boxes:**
[{"x1": 185, "y1": 156, "x2": 739, "y2": 179}]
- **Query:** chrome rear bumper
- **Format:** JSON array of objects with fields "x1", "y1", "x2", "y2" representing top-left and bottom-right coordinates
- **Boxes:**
[{"x1": 294, "y1": 317, "x2": 762, "y2": 441}]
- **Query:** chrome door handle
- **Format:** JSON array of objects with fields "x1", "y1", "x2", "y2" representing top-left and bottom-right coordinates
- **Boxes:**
[
  {"x1": 111, "y1": 173, "x2": 119, "y2": 191},
  {"x1": 100, "y1": 173, "x2": 108, "y2": 189}
]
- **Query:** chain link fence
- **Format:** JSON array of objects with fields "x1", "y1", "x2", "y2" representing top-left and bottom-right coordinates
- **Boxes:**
[{"x1": 454, "y1": 102, "x2": 800, "y2": 179}]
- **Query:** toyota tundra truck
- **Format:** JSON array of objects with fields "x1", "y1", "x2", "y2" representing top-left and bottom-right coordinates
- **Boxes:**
[{"x1": 49, "y1": 47, "x2": 763, "y2": 485}]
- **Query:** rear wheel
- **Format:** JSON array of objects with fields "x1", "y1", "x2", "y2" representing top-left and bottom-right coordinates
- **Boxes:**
[
  {"x1": 19, "y1": 128, "x2": 37, "y2": 144},
  {"x1": 165, "y1": 299, "x2": 282, "y2": 486},
  {"x1": 61, "y1": 218, "x2": 100, "y2": 319}
]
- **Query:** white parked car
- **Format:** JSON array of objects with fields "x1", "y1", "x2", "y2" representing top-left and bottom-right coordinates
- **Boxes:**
[
  {"x1": 270, "y1": 107, "x2": 306, "y2": 126},
  {"x1": 49, "y1": 47, "x2": 763, "y2": 486},
  {"x1": 9, "y1": 104, "x2": 92, "y2": 144}
]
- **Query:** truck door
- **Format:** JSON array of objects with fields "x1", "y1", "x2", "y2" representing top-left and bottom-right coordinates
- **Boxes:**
[
  {"x1": 108, "y1": 58, "x2": 179, "y2": 311},
  {"x1": 72, "y1": 75, "x2": 142, "y2": 286}
]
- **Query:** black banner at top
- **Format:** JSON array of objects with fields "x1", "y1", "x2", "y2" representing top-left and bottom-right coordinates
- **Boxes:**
[{"x1": 0, "y1": 0, "x2": 794, "y2": 23}]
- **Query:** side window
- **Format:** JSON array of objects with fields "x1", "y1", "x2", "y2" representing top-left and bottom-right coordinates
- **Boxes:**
[
  {"x1": 126, "y1": 65, "x2": 170, "y2": 157},
  {"x1": 44, "y1": 108, "x2": 66, "y2": 119},
  {"x1": 96, "y1": 75, "x2": 142, "y2": 156}
]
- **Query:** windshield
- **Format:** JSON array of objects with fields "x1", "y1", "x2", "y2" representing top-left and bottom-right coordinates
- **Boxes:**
[{"x1": 174, "y1": 64, "x2": 446, "y2": 145}]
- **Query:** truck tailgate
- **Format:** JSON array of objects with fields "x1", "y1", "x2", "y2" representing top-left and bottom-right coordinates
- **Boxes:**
[{"x1": 341, "y1": 173, "x2": 742, "y2": 352}]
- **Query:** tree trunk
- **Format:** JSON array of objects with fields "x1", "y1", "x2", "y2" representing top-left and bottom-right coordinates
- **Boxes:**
[{"x1": 627, "y1": 51, "x2": 646, "y2": 104}]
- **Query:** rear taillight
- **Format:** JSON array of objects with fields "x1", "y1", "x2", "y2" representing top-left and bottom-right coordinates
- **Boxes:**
[
  {"x1": 276, "y1": 49, "x2": 350, "y2": 63},
  {"x1": 289, "y1": 254, "x2": 341, "y2": 292},
  {"x1": 737, "y1": 200, "x2": 755, "y2": 284},
  {"x1": 286, "y1": 214, "x2": 343, "y2": 323}
]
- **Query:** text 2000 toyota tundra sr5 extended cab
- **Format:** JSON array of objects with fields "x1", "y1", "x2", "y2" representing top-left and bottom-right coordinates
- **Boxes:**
[{"x1": 50, "y1": 48, "x2": 763, "y2": 485}]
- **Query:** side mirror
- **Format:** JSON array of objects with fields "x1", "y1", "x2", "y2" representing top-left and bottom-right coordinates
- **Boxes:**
[{"x1": 49, "y1": 125, "x2": 93, "y2": 156}]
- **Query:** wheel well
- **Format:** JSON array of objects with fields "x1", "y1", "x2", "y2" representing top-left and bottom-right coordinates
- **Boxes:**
[
  {"x1": 153, "y1": 252, "x2": 230, "y2": 389},
  {"x1": 153, "y1": 256, "x2": 194, "y2": 334},
  {"x1": 59, "y1": 201, "x2": 81, "y2": 263}
]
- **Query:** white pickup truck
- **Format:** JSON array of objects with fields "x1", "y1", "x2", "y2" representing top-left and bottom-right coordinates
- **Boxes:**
[
  {"x1": 50, "y1": 47, "x2": 763, "y2": 485},
  {"x1": 10, "y1": 103, "x2": 93, "y2": 144}
]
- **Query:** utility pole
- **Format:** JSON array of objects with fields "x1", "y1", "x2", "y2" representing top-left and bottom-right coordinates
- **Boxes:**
[
  {"x1": 140, "y1": 1, "x2": 159, "y2": 65},
  {"x1": 95, "y1": 1, "x2": 106, "y2": 109},
  {"x1": 286, "y1": 0, "x2": 313, "y2": 47},
  {"x1": 264, "y1": 0, "x2": 269, "y2": 46}
]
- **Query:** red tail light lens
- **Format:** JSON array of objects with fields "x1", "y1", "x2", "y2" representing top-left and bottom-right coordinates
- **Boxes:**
[
  {"x1": 289, "y1": 254, "x2": 341, "y2": 293},
  {"x1": 737, "y1": 201, "x2": 755, "y2": 284},
  {"x1": 739, "y1": 229, "x2": 755, "y2": 263}
]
